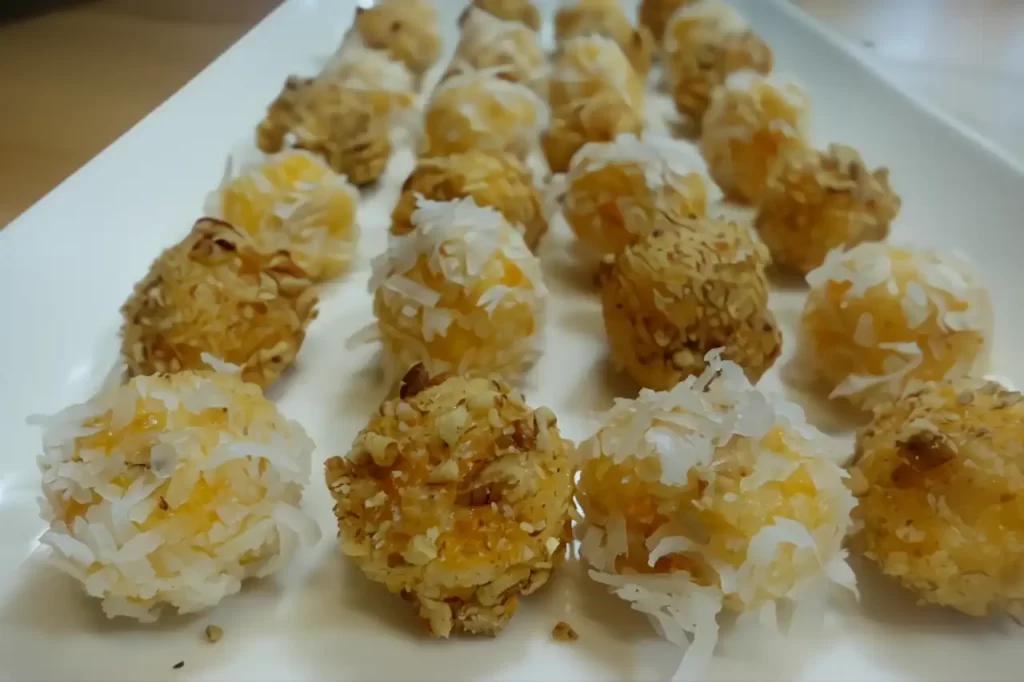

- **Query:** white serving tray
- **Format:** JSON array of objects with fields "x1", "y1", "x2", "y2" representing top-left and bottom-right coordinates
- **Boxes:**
[{"x1": 1, "y1": 1, "x2": 1022, "y2": 680}]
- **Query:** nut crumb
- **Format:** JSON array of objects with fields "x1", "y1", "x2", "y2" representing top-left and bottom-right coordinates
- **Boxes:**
[
  {"x1": 204, "y1": 624, "x2": 223, "y2": 643},
  {"x1": 551, "y1": 621, "x2": 578, "y2": 642}
]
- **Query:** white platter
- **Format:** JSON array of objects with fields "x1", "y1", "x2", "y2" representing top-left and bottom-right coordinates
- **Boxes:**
[{"x1": 1, "y1": 1, "x2": 1023, "y2": 680}]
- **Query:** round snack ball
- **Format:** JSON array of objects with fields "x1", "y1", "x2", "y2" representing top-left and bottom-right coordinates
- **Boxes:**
[
  {"x1": 801, "y1": 243, "x2": 992, "y2": 409},
  {"x1": 205, "y1": 149, "x2": 359, "y2": 281},
  {"x1": 700, "y1": 71, "x2": 810, "y2": 205},
  {"x1": 326, "y1": 365, "x2": 573, "y2": 637},
  {"x1": 563, "y1": 133, "x2": 707, "y2": 256},
  {"x1": 256, "y1": 77, "x2": 392, "y2": 187},
  {"x1": 756, "y1": 144, "x2": 901, "y2": 275},
  {"x1": 549, "y1": 34, "x2": 644, "y2": 115},
  {"x1": 602, "y1": 216, "x2": 781, "y2": 389},
  {"x1": 464, "y1": 0, "x2": 542, "y2": 31},
  {"x1": 35, "y1": 368, "x2": 320, "y2": 622},
  {"x1": 453, "y1": 8, "x2": 547, "y2": 90},
  {"x1": 321, "y1": 44, "x2": 417, "y2": 120},
  {"x1": 121, "y1": 219, "x2": 319, "y2": 389},
  {"x1": 542, "y1": 91, "x2": 644, "y2": 174},
  {"x1": 576, "y1": 351, "x2": 856, "y2": 676},
  {"x1": 390, "y1": 150, "x2": 546, "y2": 251},
  {"x1": 849, "y1": 378, "x2": 1024, "y2": 618},
  {"x1": 351, "y1": 0, "x2": 441, "y2": 77},
  {"x1": 370, "y1": 197, "x2": 547, "y2": 381},
  {"x1": 554, "y1": 0, "x2": 654, "y2": 77},
  {"x1": 421, "y1": 69, "x2": 548, "y2": 159},
  {"x1": 665, "y1": 1, "x2": 772, "y2": 126},
  {"x1": 638, "y1": 0, "x2": 696, "y2": 44}
]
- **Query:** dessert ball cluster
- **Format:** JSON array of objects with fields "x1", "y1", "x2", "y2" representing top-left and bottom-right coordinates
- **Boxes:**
[
  {"x1": 371, "y1": 198, "x2": 547, "y2": 381},
  {"x1": 326, "y1": 366, "x2": 573, "y2": 636},
  {"x1": 121, "y1": 220, "x2": 318, "y2": 389},
  {"x1": 849, "y1": 378, "x2": 1024, "y2": 619},
  {"x1": 801, "y1": 243, "x2": 992, "y2": 409},
  {"x1": 756, "y1": 144, "x2": 900, "y2": 275},
  {"x1": 562, "y1": 134, "x2": 707, "y2": 257},
  {"x1": 576, "y1": 352, "x2": 856, "y2": 673},
  {"x1": 601, "y1": 216, "x2": 781, "y2": 390},
  {"x1": 37, "y1": 369, "x2": 319, "y2": 621}
]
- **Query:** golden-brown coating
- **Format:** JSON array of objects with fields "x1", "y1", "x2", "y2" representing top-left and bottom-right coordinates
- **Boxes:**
[
  {"x1": 549, "y1": 35, "x2": 644, "y2": 116},
  {"x1": 326, "y1": 366, "x2": 574, "y2": 637},
  {"x1": 554, "y1": 0, "x2": 654, "y2": 77},
  {"x1": 700, "y1": 71, "x2": 810, "y2": 205},
  {"x1": 351, "y1": 0, "x2": 441, "y2": 76},
  {"x1": 121, "y1": 219, "x2": 318, "y2": 388},
  {"x1": 465, "y1": 0, "x2": 542, "y2": 31},
  {"x1": 390, "y1": 150, "x2": 547, "y2": 251},
  {"x1": 542, "y1": 92, "x2": 644, "y2": 174},
  {"x1": 637, "y1": 0, "x2": 694, "y2": 45},
  {"x1": 849, "y1": 378, "x2": 1024, "y2": 619},
  {"x1": 665, "y1": 2, "x2": 772, "y2": 127},
  {"x1": 256, "y1": 76, "x2": 392, "y2": 186},
  {"x1": 601, "y1": 216, "x2": 781, "y2": 389},
  {"x1": 756, "y1": 144, "x2": 901, "y2": 275}
]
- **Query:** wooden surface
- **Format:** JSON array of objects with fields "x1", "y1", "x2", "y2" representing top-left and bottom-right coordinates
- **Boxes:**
[
  {"x1": 0, "y1": 0, "x2": 281, "y2": 228},
  {"x1": 1, "y1": 0, "x2": 1022, "y2": 228}
]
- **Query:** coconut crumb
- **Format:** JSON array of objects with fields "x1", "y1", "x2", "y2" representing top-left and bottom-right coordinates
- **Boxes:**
[{"x1": 551, "y1": 621, "x2": 579, "y2": 642}]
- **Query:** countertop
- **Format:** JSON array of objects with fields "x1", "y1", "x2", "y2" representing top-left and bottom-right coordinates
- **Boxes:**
[{"x1": 0, "y1": 0, "x2": 1021, "y2": 227}]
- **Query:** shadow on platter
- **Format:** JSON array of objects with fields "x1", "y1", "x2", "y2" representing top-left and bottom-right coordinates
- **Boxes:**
[
  {"x1": 0, "y1": 555, "x2": 215, "y2": 681},
  {"x1": 834, "y1": 556, "x2": 1020, "y2": 682},
  {"x1": 336, "y1": 355, "x2": 389, "y2": 419},
  {"x1": 566, "y1": 353, "x2": 639, "y2": 415},
  {"x1": 541, "y1": 243, "x2": 600, "y2": 298},
  {"x1": 767, "y1": 264, "x2": 810, "y2": 292},
  {"x1": 778, "y1": 353, "x2": 869, "y2": 437}
]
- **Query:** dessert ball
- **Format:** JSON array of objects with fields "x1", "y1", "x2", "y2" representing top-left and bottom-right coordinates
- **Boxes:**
[
  {"x1": 665, "y1": 0, "x2": 772, "y2": 125},
  {"x1": 849, "y1": 378, "x2": 1024, "y2": 619},
  {"x1": 465, "y1": 0, "x2": 542, "y2": 31},
  {"x1": 700, "y1": 71, "x2": 810, "y2": 204},
  {"x1": 390, "y1": 150, "x2": 546, "y2": 251},
  {"x1": 326, "y1": 366, "x2": 573, "y2": 636},
  {"x1": 421, "y1": 70, "x2": 548, "y2": 159},
  {"x1": 554, "y1": 0, "x2": 654, "y2": 77},
  {"x1": 563, "y1": 134, "x2": 707, "y2": 256},
  {"x1": 453, "y1": 8, "x2": 547, "y2": 89},
  {"x1": 321, "y1": 44, "x2": 417, "y2": 120},
  {"x1": 370, "y1": 197, "x2": 547, "y2": 380},
  {"x1": 638, "y1": 0, "x2": 694, "y2": 45},
  {"x1": 801, "y1": 243, "x2": 993, "y2": 409},
  {"x1": 35, "y1": 369, "x2": 320, "y2": 622},
  {"x1": 351, "y1": 0, "x2": 441, "y2": 77},
  {"x1": 256, "y1": 76, "x2": 392, "y2": 186},
  {"x1": 577, "y1": 351, "x2": 856, "y2": 676},
  {"x1": 205, "y1": 149, "x2": 359, "y2": 280},
  {"x1": 756, "y1": 144, "x2": 900, "y2": 275},
  {"x1": 602, "y1": 217, "x2": 781, "y2": 389},
  {"x1": 542, "y1": 91, "x2": 644, "y2": 174},
  {"x1": 121, "y1": 219, "x2": 319, "y2": 388},
  {"x1": 549, "y1": 34, "x2": 644, "y2": 115}
]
